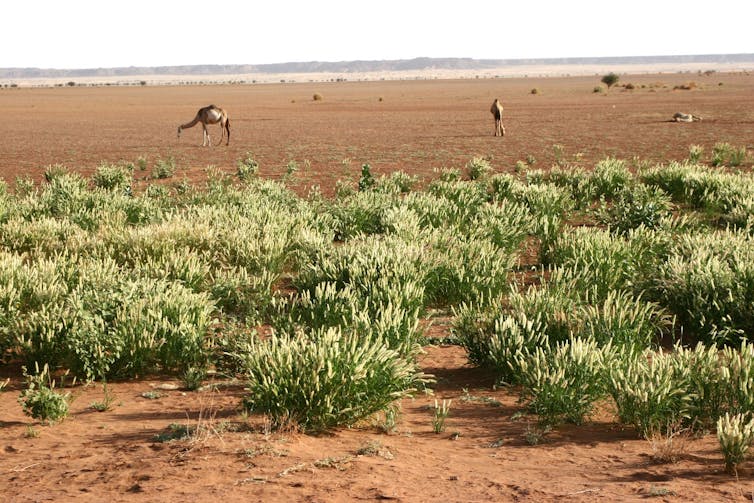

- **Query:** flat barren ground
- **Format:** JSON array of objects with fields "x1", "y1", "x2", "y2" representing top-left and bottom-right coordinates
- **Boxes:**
[
  {"x1": 1, "y1": 74, "x2": 754, "y2": 502},
  {"x1": 1, "y1": 73, "x2": 752, "y2": 192}
]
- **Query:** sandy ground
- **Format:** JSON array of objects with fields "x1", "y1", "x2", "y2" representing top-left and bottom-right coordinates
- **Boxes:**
[{"x1": 1, "y1": 74, "x2": 754, "y2": 502}]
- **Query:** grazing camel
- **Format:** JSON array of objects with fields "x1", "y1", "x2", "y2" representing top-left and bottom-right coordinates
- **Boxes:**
[
  {"x1": 490, "y1": 99, "x2": 505, "y2": 136},
  {"x1": 671, "y1": 112, "x2": 702, "y2": 123},
  {"x1": 177, "y1": 105, "x2": 231, "y2": 146}
]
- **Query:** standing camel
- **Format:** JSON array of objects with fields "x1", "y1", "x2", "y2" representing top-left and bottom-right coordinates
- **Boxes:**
[
  {"x1": 177, "y1": 105, "x2": 231, "y2": 146},
  {"x1": 490, "y1": 99, "x2": 505, "y2": 136}
]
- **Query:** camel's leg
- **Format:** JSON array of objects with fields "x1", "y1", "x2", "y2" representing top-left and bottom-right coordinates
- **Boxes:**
[{"x1": 202, "y1": 124, "x2": 209, "y2": 147}]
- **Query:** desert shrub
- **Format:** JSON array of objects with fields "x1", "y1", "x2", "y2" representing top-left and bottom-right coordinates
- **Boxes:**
[
  {"x1": 516, "y1": 338, "x2": 613, "y2": 427},
  {"x1": 0, "y1": 216, "x2": 89, "y2": 256},
  {"x1": 18, "y1": 363, "x2": 70, "y2": 424},
  {"x1": 588, "y1": 157, "x2": 633, "y2": 199},
  {"x1": 327, "y1": 190, "x2": 396, "y2": 240},
  {"x1": 453, "y1": 280, "x2": 579, "y2": 380},
  {"x1": 485, "y1": 314, "x2": 550, "y2": 384},
  {"x1": 601, "y1": 72, "x2": 620, "y2": 90},
  {"x1": 717, "y1": 413, "x2": 754, "y2": 474},
  {"x1": 209, "y1": 266, "x2": 277, "y2": 321},
  {"x1": 358, "y1": 163, "x2": 377, "y2": 191},
  {"x1": 547, "y1": 166, "x2": 594, "y2": 209},
  {"x1": 236, "y1": 152, "x2": 260, "y2": 181},
  {"x1": 8, "y1": 255, "x2": 215, "y2": 379},
  {"x1": 722, "y1": 342, "x2": 754, "y2": 416},
  {"x1": 577, "y1": 290, "x2": 668, "y2": 351},
  {"x1": 313, "y1": 93, "x2": 323, "y2": 101},
  {"x1": 656, "y1": 232, "x2": 754, "y2": 345},
  {"x1": 673, "y1": 343, "x2": 733, "y2": 428},
  {"x1": 595, "y1": 184, "x2": 673, "y2": 235},
  {"x1": 377, "y1": 170, "x2": 417, "y2": 194},
  {"x1": 688, "y1": 145, "x2": 704, "y2": 164},
  {"x1": 710, "y1": 142, "x2": 748, "y2": 167},
  {"x1": 423, "y1": 232, "x2": 517, "y2": 306},
  {"x1": 37, "y1": 172, "x2": 90, "y2": 218},
  {"x1": 239, "y1": 327, "x2": 424, "y2": 432},
  {"x1": 465, "y1": 200, "x2": 531, "y2": 254},
  {"x1": 279, "y1": 279, "x2": 425, "y2": 359},
  {"x1": 152, "y1": 156, "x2": 176, "y2": 179},
  {"x1": 466, "y1": 156, "x2": 494, "y2": 181},
  {"x1": 607, "y1": 349, "x2": 692, "y2": 437},
  {"x1": 294, "y1": 235, "x2": 426, "y2": 314},
  {"x1": 487, "y1": 173, "x2": 521, "y2": 202},
  {"x1": 547, "y1": 228, "x2": 639, "y2": 299},
  {"x1": 92, "y1": 163, "x2": 133, "y2": 191}
]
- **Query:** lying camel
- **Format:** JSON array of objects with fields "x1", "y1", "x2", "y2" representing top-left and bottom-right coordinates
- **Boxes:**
[{"x1": 671, "y1": 112, "x2": 702, "y2": 123}]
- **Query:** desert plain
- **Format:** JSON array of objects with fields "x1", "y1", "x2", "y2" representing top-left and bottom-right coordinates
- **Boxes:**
[{"x1": 1, "y1": 71, "x2": 754, "y2": 502}]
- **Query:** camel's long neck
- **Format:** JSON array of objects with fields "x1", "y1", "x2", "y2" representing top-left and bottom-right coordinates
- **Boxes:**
[{"x1": 179, "y1": 117, "x2": 201, "y2": 130}]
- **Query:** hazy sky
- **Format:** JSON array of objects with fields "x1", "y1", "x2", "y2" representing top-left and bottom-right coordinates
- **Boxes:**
[{"x1": 4, "y1": 1, "x2": 752, "y2": 69}]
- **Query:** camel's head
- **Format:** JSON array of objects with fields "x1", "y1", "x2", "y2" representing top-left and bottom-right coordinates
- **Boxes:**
[{"x1": 177, "y1": 126, "x2": 182, "y2": 138}]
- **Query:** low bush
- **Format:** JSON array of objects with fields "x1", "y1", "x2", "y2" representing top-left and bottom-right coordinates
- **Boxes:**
[{"x1": 240, "y1": 327, "x2": 426, "y2": 431}]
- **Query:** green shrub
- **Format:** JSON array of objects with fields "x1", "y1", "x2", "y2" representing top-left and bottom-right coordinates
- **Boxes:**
[
  {"x1": 18, "y1": 363, "x2": 70, "y2": 424},
  {"x1": 152, "y1": 157, "x2": 176, "y2": 179},
  {"x1": 656, "y1": 232, "x2": 754, "y2": 345},
  {"x1": 240, "y1": 327, "x2": 425, "y2": 432},
  {"x1": 588, "y1": 157, "x2": 633, "y2": 199},
  {"x1": 717, "y1": 413, "x2": 754, "y2": 474},
  {"x1": 607, "y1": 350, "x2": 692, "y2": 437},
  {"x1": 577, "y1": 290, "x2": 668, "y2": 351},
  {"x1": 92, "y1": 163, "x2": 133, "y2": 191},
  {"x1": 466, "y1": 157, "x2": 493, "y2": 181},
  {"x1": 236, "y1": 152, "x2": 259, "y2": 181},
  {"x1": 688, "y1": 145, "x2": 704, "y2": 164},
  {"x1": 596, "y1": 185, "x2": 673, "y2": 235},
  {"x1": 516, "y1": 338, "x2": 612, "y2": 427}
]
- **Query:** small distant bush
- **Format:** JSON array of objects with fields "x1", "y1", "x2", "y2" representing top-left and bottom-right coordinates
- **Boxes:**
[
  {"x1": 237, "y1": 152, "x2": 260, "y2": 181},
  {"x1": 601, "y1": 72, "x2": 620, "y2": 90},
  {"x1": 530, "y1": 88, "x2": 539, "y2": 95},
  {"x1": 358, "y1": 164, "x2": 376, "y2": 191},
  {"x1": 688, "y1": 145, "x2": 704, "y2": 164},
  {"x1": 313, "y1": 93, "x2": 323, "y2": 101},
  {"x1": 593, "y1": 86, "x2": 603, "y2": 93},
  {"x1": 152, "y1": 157, "x2": 176, "y2": 179},
  {"x1": 466, "y1": 156, "x2": 493, "y2": 181},
  {"x1": 92, "y1": 163, "x2": 133, "y2": 191}
]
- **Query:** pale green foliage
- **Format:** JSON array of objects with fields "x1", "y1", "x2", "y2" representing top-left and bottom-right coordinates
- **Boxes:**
[
  {"x1": 92, "y1": 163, "x2": 133, "y2": 191},
  {"x1": 656, "y1": 231, "x2": 754, "y2": 345},
  {"x1": 607, "y1": 350, "x2": 692, "y2": 437},
  {"x1": 717, "y1": 413, "x2": 754, "y2": 473},
  {"x1": 239, "y1": 327, "x2": 425, "y2": 431},
  {"x1": 516, "y1": 338, "x2": 613, "y2": 427},
  {"x1": 432, "y1": 399, "x2": 452, "y2": 433},
  {"x1": 465, "y1": 157, "x2": 493, "y2": 181},
  {"x1": 589, "y1": 157, "x2": 633, "y2": 199}
]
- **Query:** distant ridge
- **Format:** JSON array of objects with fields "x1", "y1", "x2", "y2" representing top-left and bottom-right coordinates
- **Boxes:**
[{"x1": 2, "y1": 54, "x2": 753, "y2": 79}]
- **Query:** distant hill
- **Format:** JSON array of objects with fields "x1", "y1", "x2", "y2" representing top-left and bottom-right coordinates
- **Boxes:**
[{"x1": 2, "y1": 54, "x2": 753, "y2": 79}]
